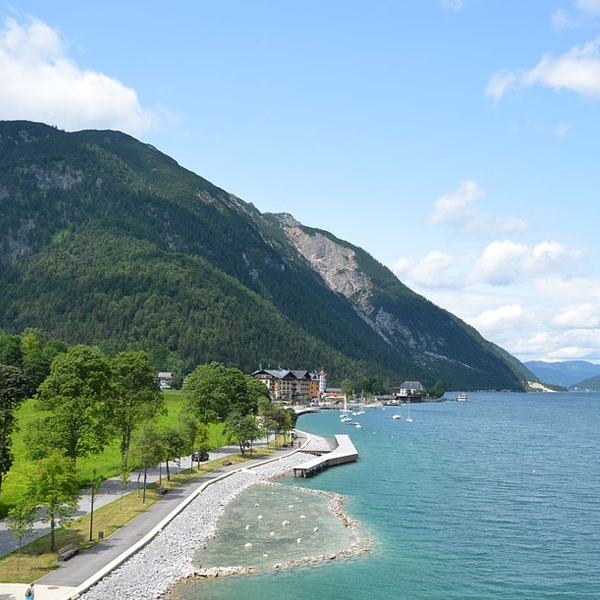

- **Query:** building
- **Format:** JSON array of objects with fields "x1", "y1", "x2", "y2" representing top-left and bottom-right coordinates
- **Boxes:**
[
  {"x1": 392, "y1": 380, "x2": 424, "y2": 396},
  {"x1": 252, "y1": 368, "x2": 323, "y2": 402},
  {"x1": 156, "y1": 372, "x2": 173, "y2": 389}
]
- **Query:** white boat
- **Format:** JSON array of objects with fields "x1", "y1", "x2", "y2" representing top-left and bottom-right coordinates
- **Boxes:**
[
  {"x1": 406, "y1": 401, "x2": 413, "y2": 422},
  {"x1": 457, "y1": 393, "x2": 468, "y2": 402},
  {"x1": 392, "y1": 414, "x2": 402, "y2": 420}
]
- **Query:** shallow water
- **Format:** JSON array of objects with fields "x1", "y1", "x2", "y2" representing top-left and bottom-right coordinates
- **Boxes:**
[
  {"x1": 195, "y1": 483, "x2": 357, "y2": 571},
  {"x1": 173, "y1": 392, "x2": 600, "y2": 600}
]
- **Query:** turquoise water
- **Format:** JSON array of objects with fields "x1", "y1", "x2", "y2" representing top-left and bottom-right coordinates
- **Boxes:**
[{"x1": 174, "y1": 393, "x2": 600, "y2": 600}]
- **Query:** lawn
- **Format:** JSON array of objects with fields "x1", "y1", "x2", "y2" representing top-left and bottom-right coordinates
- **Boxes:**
[{"x1": 0, "y1": 389, "x2": 228, "y2": 518}]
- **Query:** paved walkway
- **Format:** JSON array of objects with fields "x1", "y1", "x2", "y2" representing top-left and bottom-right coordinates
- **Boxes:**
[{"x1": 0, "y1": 438, "x2": 305, "y2": 600}]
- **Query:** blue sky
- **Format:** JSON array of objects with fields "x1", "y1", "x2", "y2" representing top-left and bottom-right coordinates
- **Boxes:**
[{"x1": 1, "y1": 1, "x2": 599, "y2": 365}]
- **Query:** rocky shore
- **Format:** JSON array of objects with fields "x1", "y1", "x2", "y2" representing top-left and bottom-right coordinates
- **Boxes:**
[{"x1": 79, "y1": 436, "x2": 368, "y2": 600}]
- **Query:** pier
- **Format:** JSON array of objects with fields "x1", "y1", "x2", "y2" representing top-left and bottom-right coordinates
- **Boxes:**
[{"x1": 293, "y1": 434, "x2": 358, "y2": 477}]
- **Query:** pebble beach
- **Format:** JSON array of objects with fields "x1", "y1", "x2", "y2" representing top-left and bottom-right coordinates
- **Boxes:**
[{"x1": 78, "y1": 435, "x2": 368, "y2": 600}]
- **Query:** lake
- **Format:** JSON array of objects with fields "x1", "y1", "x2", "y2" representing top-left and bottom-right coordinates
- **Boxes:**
[{"x1": 173, "y1": 392, "x2": 600, "y2": 600}]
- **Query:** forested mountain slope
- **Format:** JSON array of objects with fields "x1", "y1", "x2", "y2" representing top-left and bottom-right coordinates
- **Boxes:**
[{"x1": 0, "y1": 120, "x2": 526, "y2": 390}]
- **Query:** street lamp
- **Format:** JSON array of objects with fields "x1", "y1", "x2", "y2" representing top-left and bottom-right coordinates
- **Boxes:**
[{"x1": 88, "y1": 470, "x2": 102, "y2": 542}]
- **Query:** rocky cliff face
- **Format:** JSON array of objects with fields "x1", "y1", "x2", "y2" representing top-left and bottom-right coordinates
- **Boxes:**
[
  {"x1": 282, "y1": 223, "x2": 372, "y2": 303},
  {"x1": 278, "y1": 220, "x2": 404, "y2": 346}
]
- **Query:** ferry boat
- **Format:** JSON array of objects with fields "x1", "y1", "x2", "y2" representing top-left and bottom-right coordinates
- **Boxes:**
[{"x1": 457, "y1": 392, "x2": 468, "y2": 401}]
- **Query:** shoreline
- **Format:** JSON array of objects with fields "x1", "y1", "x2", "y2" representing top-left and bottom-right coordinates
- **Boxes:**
[
  {"x1": 78, "y1": 435, "x2": 369, "y2": 600},
  {"x1": 166, "y1": 484, "x2": 371, "y2": 594}
]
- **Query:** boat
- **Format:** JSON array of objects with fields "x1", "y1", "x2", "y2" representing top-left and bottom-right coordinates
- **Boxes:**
[
  {"x1": 406, "y1": 401, "x2": 412, "y2": 422},
  {"x1": 392, "y1": 414, "x2": 402, "y2": 420},
  {"x1": 457, "y1": 393, "x2": 468, "y2": 402}
]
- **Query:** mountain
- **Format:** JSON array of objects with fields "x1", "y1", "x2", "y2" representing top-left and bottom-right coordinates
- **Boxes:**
[
  {"x1": 0, "y1": 120, "x2": 527, "y2": 391},
  {"x1": 524, "y1": 360, "x2": 600, "y2": 388},
  {"x1": 571, "y1": 374, "x2": 600, "y2": 391}
]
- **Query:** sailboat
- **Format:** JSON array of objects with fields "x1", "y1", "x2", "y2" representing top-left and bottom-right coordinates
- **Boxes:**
[
  {"x1": 340, "y1": 394, "x2": 352, "y2": 422},
  {"x1": 406, "y1": 400, "x2": 413, "y2": 423}
]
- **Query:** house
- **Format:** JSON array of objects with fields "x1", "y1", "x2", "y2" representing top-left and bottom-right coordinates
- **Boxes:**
[
  {"x1": 252, "y1": 368, "x2": 323, "y2": 402},
  {"x1": 392, "y1": 380, "x2": 424, "y2": 400},
  {"x1": 156, "y1": 372, "x2": 173, "y2": 389}
]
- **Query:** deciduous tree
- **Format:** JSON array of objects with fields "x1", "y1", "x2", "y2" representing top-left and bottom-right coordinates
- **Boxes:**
[
  {"x1": 31, "y1": 345, "x2": 116, "y2": 464},
  {"x1": 27, "y1": 450, "x2": 80, "y2": 552},
  {"x1": 0, "y1": 364, "x2": 27, "y2": 497},
  {"x1": 184, "y1": 362, "x2": 262, "y2": 423},
  {"x1": 132, "y1": 422, "x2": 164, "y2": 504},
  {"x1": 111, "y1": 350, "x2": 165, "y2": 469},
  {"x1": 225, "y1": 412, "x2": 263, "y2": 456},
  {"x1": 6, "y1": 500, "x2": 37, "y2": 572}
]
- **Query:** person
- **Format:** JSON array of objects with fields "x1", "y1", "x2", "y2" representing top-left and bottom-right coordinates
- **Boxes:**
[{"x1": 24, "y1": 582, "x2": 34, "y2": 599}]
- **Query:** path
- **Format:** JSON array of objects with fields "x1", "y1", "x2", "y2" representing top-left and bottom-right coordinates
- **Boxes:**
[{"x1": 0, "y1": 436, "x2": 308, "y2": 600}]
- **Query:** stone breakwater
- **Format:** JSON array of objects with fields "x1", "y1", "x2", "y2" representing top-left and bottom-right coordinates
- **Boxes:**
[{"x1": 79, "y1": 437, "x2": 366, "y2": 600}]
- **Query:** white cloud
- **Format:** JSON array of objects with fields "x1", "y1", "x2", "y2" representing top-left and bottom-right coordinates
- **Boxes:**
[
  {"x1": 470, "y1": 303, "x2": 524, "y2": 332},
  {"x1": 394, "y1": 250, "x2": 461, "y2": 288},
  {"x1": 485, "y1": 70, "x2": 517, "y2": 101},
  {"x1": 552, "y1": 2, "x2": 600, "y2": 30},
  {"x1": 470, "y1": 240, "x2": 529, "y2": 286},
  {"x1": 523, "y1": 38, "x2": 600, "y2": 98},
  {"x1": 551, "y1": 303, "x2": 600, "y2": 328},
  {"x1": 488, "y1": 37, "x2": 600, "y2": 101},
  {"x1": 441, "y1": 0, "x2": 463, "y2": 10},
  {"x1": 0, "y1": 16, "x2": 169, "y2": 135},
  {"x1": 469, "y1": 240, "x2": 583, "y2": 286},
  {"x1": 428, "y1": 180, "x2": 484, "y2": 225},
  {"x1": 427, "y1": 180, "x2": 529, "y2": 236},
  {"x1": 554, "y1": 123, "x2": 570, "y2": 137},
  {"x1": 576, "y1": 0, "x2": 600, "y2": 15}
]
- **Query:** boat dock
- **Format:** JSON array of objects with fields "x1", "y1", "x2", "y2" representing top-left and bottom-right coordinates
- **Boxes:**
[{"x1": 293, "y1": 434, "x2": 358, "y2": 477}]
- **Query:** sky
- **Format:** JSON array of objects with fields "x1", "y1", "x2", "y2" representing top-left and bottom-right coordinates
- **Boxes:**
[{"x1": 1, "y1": 0, "x2": 599, "y2": 365}]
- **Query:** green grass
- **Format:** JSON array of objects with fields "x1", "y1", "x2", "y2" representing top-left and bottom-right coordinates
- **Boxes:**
[
  {"x1": 0, "y1": 389, "x2": 228, "y2": 518},
  {"x1": 0, "y1": 446, "x2": 276, "y2": 583}
]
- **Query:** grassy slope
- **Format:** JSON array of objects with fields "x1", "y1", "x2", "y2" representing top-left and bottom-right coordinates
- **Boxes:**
[{"x1": 0, "y1": 390, "x2": 228, "y2": 517}]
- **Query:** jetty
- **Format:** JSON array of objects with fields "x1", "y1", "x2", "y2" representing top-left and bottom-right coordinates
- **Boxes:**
[{"x1": 293, "y1": 434, "x2": 358, "y2": 477}]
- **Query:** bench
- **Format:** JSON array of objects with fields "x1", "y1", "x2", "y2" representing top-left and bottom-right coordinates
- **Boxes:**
[
  {"x1": 157, "y1": 486, "x2": 168, "y2": 496},
  {"x1": 58, "y1": 543, "x2": 79, "y2": 561}
]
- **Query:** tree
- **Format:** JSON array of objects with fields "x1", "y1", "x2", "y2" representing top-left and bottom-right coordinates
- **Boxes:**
[
  {"x1": 27, "y1": 450, "x2": 80, "y2": 552},
  {"x1": 428, "y1": 379, "x2": 445, "y2": 398},
  {"x1": 270, "y1": 406, "x2": 293, "y2": 443},
  {"x1": 0, "y1": 364, "x2": 28, "y2": 497},
  {"x1": 160, "y1": 426, "x2": 186, "y2": 481},
  {"x1": 184, "y1": 362, "x2": 259, "y2": 423},
  {"x1": 178, "y1": 413, "x2": 201, "y2": 474},
  {"x1": 246, "y1": 377, "x2": 271, "y2": 413},
  {"x1": 341, "y1": 378, "x2": 353, "y2": 397},
  {"x1": 132, "y1": 422, "x2": 164, "y2": 504},
  {"x1": 32, "y1": 345, "x2": 116, "y2": 464},
  {"x1": 0, "y1": 331, "x2": 23, "y2": 368},
  {"x1": 111, "y1": 351, "x2": 165, "y2": 469},
  {"x1": 225, "y1": 412, "x2": 263, "y2": 456},
  {"x1": 258, "y1": 395, "x2": 276, "y2": 447},
  {"x1": 20, "y1": 332, "x2": 51, "y2": 397},
  {"x1": 6, "y1": 500, "x2": 37, "y2": 572}
]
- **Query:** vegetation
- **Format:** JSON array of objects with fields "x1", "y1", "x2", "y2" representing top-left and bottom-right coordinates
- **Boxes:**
[
  {"x1": 0, "y1": 441, "x2": 276, "y2": 584},
  {"x1": 0, "y1": 120, "x2": 527, "y2": 392},
  {"x1": 0, "y1": 364, "x2": 28, "y2": 496}
]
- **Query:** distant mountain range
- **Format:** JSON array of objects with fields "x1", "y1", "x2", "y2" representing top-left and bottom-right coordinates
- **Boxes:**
[
  {"x1": 0, "y1": 120, "x2": 529, "y2": 391},
  {"x1": 524, "y1": 360, "x2": 600, "y2": 389}
]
